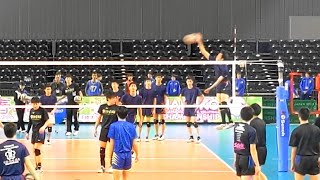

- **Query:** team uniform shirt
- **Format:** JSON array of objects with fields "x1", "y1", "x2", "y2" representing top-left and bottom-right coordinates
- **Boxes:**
[
  {"x1": 108, "y1": 120, "x2": 137, "y2": 153},
  {"x1": 51, "y1": 82, "x2": 65, "y2": 96},
  {"x1": 180, "y1": 87, "x2": 202, "y2": 105},
  {"x1": 233, "y1": 122, "x2": 258, "y2": 156},
  {"x1": 85, "y1": 80, "x2": 103, "y2": 96},
  {"x1": 113, "y1": 89, "x2": 125, "y2": 100},
  {"x1": 120, "y1": 94, "x2": 142, "y2": 123},
  {"x1": 289, "y1": 123, "x2": 320, "y2": 156},
  {"x1": 180, "y1": 87, "x2": 202, "y2": 117},
  {"x1": 250, "y1": 117, "x2": 267, "y2": 165},
  {"x1": 166, "y1": 80, "x2": 181, "y2": 96},
  {"x1": 27, "y1": 107, "x2": 49, "y2": 133},
  {"x1": 98, "y1": 104, "x2": 119, "y2": 130},
  {"x1": 108, "y1": 120, "x2": 137, "y2": 170},
  {"x1": 236, "y1": 78, "x2": 246, "y2": 96},
  {"x1": 40, "y1": 95, "x2": 57, "y2": 112},
  {"x1": 139, "y1": 88, "x2": 155, "y2": 105},
  {"x1": 0, "y1": 140, "x2": 29, "y2": 179},
  {"x1": 299, "y1": 77, "x2": 314, "y2": 96},
  {"x1": 62, "y1": 83, "x2": 81, "y2": 105},
  {"x1": 154, "y1": 85, "x2": 167, "y2": 104}
]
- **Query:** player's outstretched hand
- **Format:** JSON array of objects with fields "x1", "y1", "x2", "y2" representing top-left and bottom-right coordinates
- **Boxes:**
[
  {"x1": 255, "y1": 165, "x2": 261, "y2": 175},
  {"x1": 135, "y1": 156, "x2": 139, "y2": 163}
]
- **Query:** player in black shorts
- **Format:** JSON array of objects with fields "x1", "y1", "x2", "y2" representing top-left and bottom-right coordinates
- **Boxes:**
[
  {"x1": 289, "y1": 108, "x2": 320, "y2": 180},
  {"x1": 60, "y1": 73, "x2": 83, "y2": 136},
  {"x1": 26, "y1": 97, "x2": 51, "y2": 172},
  {"x1": 196, "y1": 33, "x2": 233, "y2": 130},
  {"x1": 180, "y1": 76, "x2": 204, "y2": 143},
  {"x1": 138, "y1": 78, "x2": 155, "y2": 142},
  {"x1": 234, "y1": 106, "x2": 261, "y2": 179},
  {"x1": 249, "y1": 103, "x2": 267, "y2": 180},
  {"x1": 94, "y1": 91, "x2": 119, "y2": 173}
]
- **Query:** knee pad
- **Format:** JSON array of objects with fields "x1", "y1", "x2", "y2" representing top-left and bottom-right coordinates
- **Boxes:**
[
  {"x1": 154, "y1": 119, "x2": 159, "y2": 124},
  {"x1": 193, "y1": 123, "x2": 199, "y2": 128},
  {"x1": 186, "y1": 122, "x2": 192, "y2": 127},
  {"x1": 47, "y1": 127, "x2": 52, "y2": 133},
  {"x1": 100, "y1": 147, "x2": 106, "y2": 155},
  {"x1": 34, "y1": 149, "x2": 41, "y2": 156},
  {"x1": 159, "y1": 119, "x2": 165, "y2": 125},
  {"x1": 146, "y1": 122, "x2": 151, "y2": 127}
]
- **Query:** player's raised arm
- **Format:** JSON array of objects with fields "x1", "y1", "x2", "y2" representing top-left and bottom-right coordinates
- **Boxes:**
[{"x1": 196, "y1": 33, "x2": 210, "y2": 60}]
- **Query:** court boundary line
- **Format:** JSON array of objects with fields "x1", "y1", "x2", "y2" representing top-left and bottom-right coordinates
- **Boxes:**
[
  {"x1": 42, "y1": 170, "x2": 234, "y2": 173},
  {"x1": 200, "y1": 143, "x2": 236, "y2": 173},
  {"x1": 43, "y1": 157, "x2": 217, "y2": 160}
]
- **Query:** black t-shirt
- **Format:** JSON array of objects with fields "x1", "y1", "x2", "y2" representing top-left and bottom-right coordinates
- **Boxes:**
[
  {"x1": 51, "y1": 82, "x2": 65, "y2": 96},
  {"x1": 62, "y1": 83, "x2": 81, "y2": 105},
  {"x1": 98, "y1": 104, "x2": 119, "y2": 129},
  {"x1": 250, "y1": 117, "x2": 266, "y2": 147},
  {"x1": 234, "y1": 122, "x2": 258, "y2": 156},
  {"x1": 209, "y1": 55, "x2": 229, "y2": 80},
  {"x1": 289, "y1": 123, "x2": 320, "y2": 156},
  {"x1": 27, "y1": 107, "x2": 49, "y2": 133}
]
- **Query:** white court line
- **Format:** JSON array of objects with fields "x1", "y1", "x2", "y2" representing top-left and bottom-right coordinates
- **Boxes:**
[
  {"x1": 200, "y1": 143, "x2": 236, "y2": 173},
  {"x1": 43, "y1": 157, "x2": 216, "y2": 160},
  {"x1": 42, "y1": 169, "x2": 233, "y2": 173}
]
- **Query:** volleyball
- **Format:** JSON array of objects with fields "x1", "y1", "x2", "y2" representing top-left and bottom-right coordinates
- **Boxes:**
[
  {"x1": 74, "y1": 96, "x2": 82, "y2": 103},
  {"x1": 183, "y1": 33, "x2": 198, "y2": 45}
]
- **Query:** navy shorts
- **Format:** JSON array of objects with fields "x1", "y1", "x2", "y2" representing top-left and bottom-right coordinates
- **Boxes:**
[
  {"x1": 31, "y1": 131, "x2": 45, "y2": 144},
  {"x1": 294, "y1": 155, "x2": 319, "y2": 175},
  {"x1": 235, "y1": 154, "x2": 255, "y2": 176},
  {"x1": 142, "y1": 108, "x2": 153, "y2": 117},
  {"x1": 184, "y1": 108, "x2": 196, "y2": 117},
  {"x1": 112, "y1": 152, "x2": 132, "y2": 170},
  {"x1": 99, "y1": 128, "x2": 110, "y2": 142},
  {"x1": 216, "y1": 82, "x2": 231, "y2": 95}
]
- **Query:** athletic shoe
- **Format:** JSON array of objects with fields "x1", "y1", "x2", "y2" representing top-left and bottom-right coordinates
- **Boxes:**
[
  {"x1": 152, "y1": 135, "x2": 159, "y2": 140},
  {"x1": 46, "y1": 140, "x2": 51, "y2": 145},
  {"x1": 224, "y1": 123, "x2": 235, "y2": 129},
  {"x1": 98, "y1": 166, "x2": 105, "y2": 173},
  {"x1": 36, "y1": 166, "x2": 43, "y2": 173},
  {"x1": 187, "y1": 136, "x2": 194, "y2": 143},
  {"x1": 196, "y1": 137, "x2": 201, "y2": 144},
  {"x1": 107, "y1": 166, "x2": 113, "y2": 173},
  {"x1": 73, "y1": 131, "x2": 79, "y2": 136},
  {"x1": 145, "y1": 137, "x2": 150, "y2": 142},
  {"x1": 137, "y1": 137, "x2": 141, "y2": 142},
  {"x1": 21, "y1": 130, "x2": 26, "y2": 133},
  {"x1": 158, "y1": 135, "x2": 164, "y2": 141},
  {"x1": 216, "y1": 124, "x2": 227, "y2": 130},
  {"x1": 65, "y1": 132, "x2": 72, "y2": 136},
  {"x1": 17, "y1": 129, "x2": 21, "y2": 133}
]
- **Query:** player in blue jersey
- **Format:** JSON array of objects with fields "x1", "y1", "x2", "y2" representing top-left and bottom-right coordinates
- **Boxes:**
[
  {"x1": 138, "y1": 78, "x2": 155, "y2": 142},
  {"x1": 166, "y1": 74, "x2": 181, "y2": 96},
  {"x1": 85, "y1": 71, "x2": 104, "y2": 96},
  {"x1": 236, "y1": 72, "x2": 246, "y2": 97},
  {"x1": 299, "y1": 72, "x2": 314, "y2": 100},
  {"x1": 0, "y1": 123, "x2": 40, "y2": 180},
  {"x1": 40, "y1": 84, "x2": 57, "y2": 144},
  {"x1": 180, "y1": 76, "x2": 204, "y2": 143},
  {"x1": 152, "y1": 73, "x2": 168, "y2": 141},
  {"x1": 107, "y1": 106, "x2": 139, "y2": 180}
]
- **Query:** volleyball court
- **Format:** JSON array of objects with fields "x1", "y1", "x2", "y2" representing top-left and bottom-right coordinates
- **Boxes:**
[{"x1": 19, "y1": 139, "x2": 237, "y2": 180}]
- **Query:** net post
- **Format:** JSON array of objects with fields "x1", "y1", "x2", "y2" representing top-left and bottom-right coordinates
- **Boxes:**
[{"x1": 276, "y1": 86, "x2": 290, "y2": 172}]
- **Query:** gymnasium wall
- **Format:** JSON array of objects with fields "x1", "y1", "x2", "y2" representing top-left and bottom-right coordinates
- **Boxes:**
[{"x1": 0, "y1": 0, "x2": 319, "y2": 40}]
